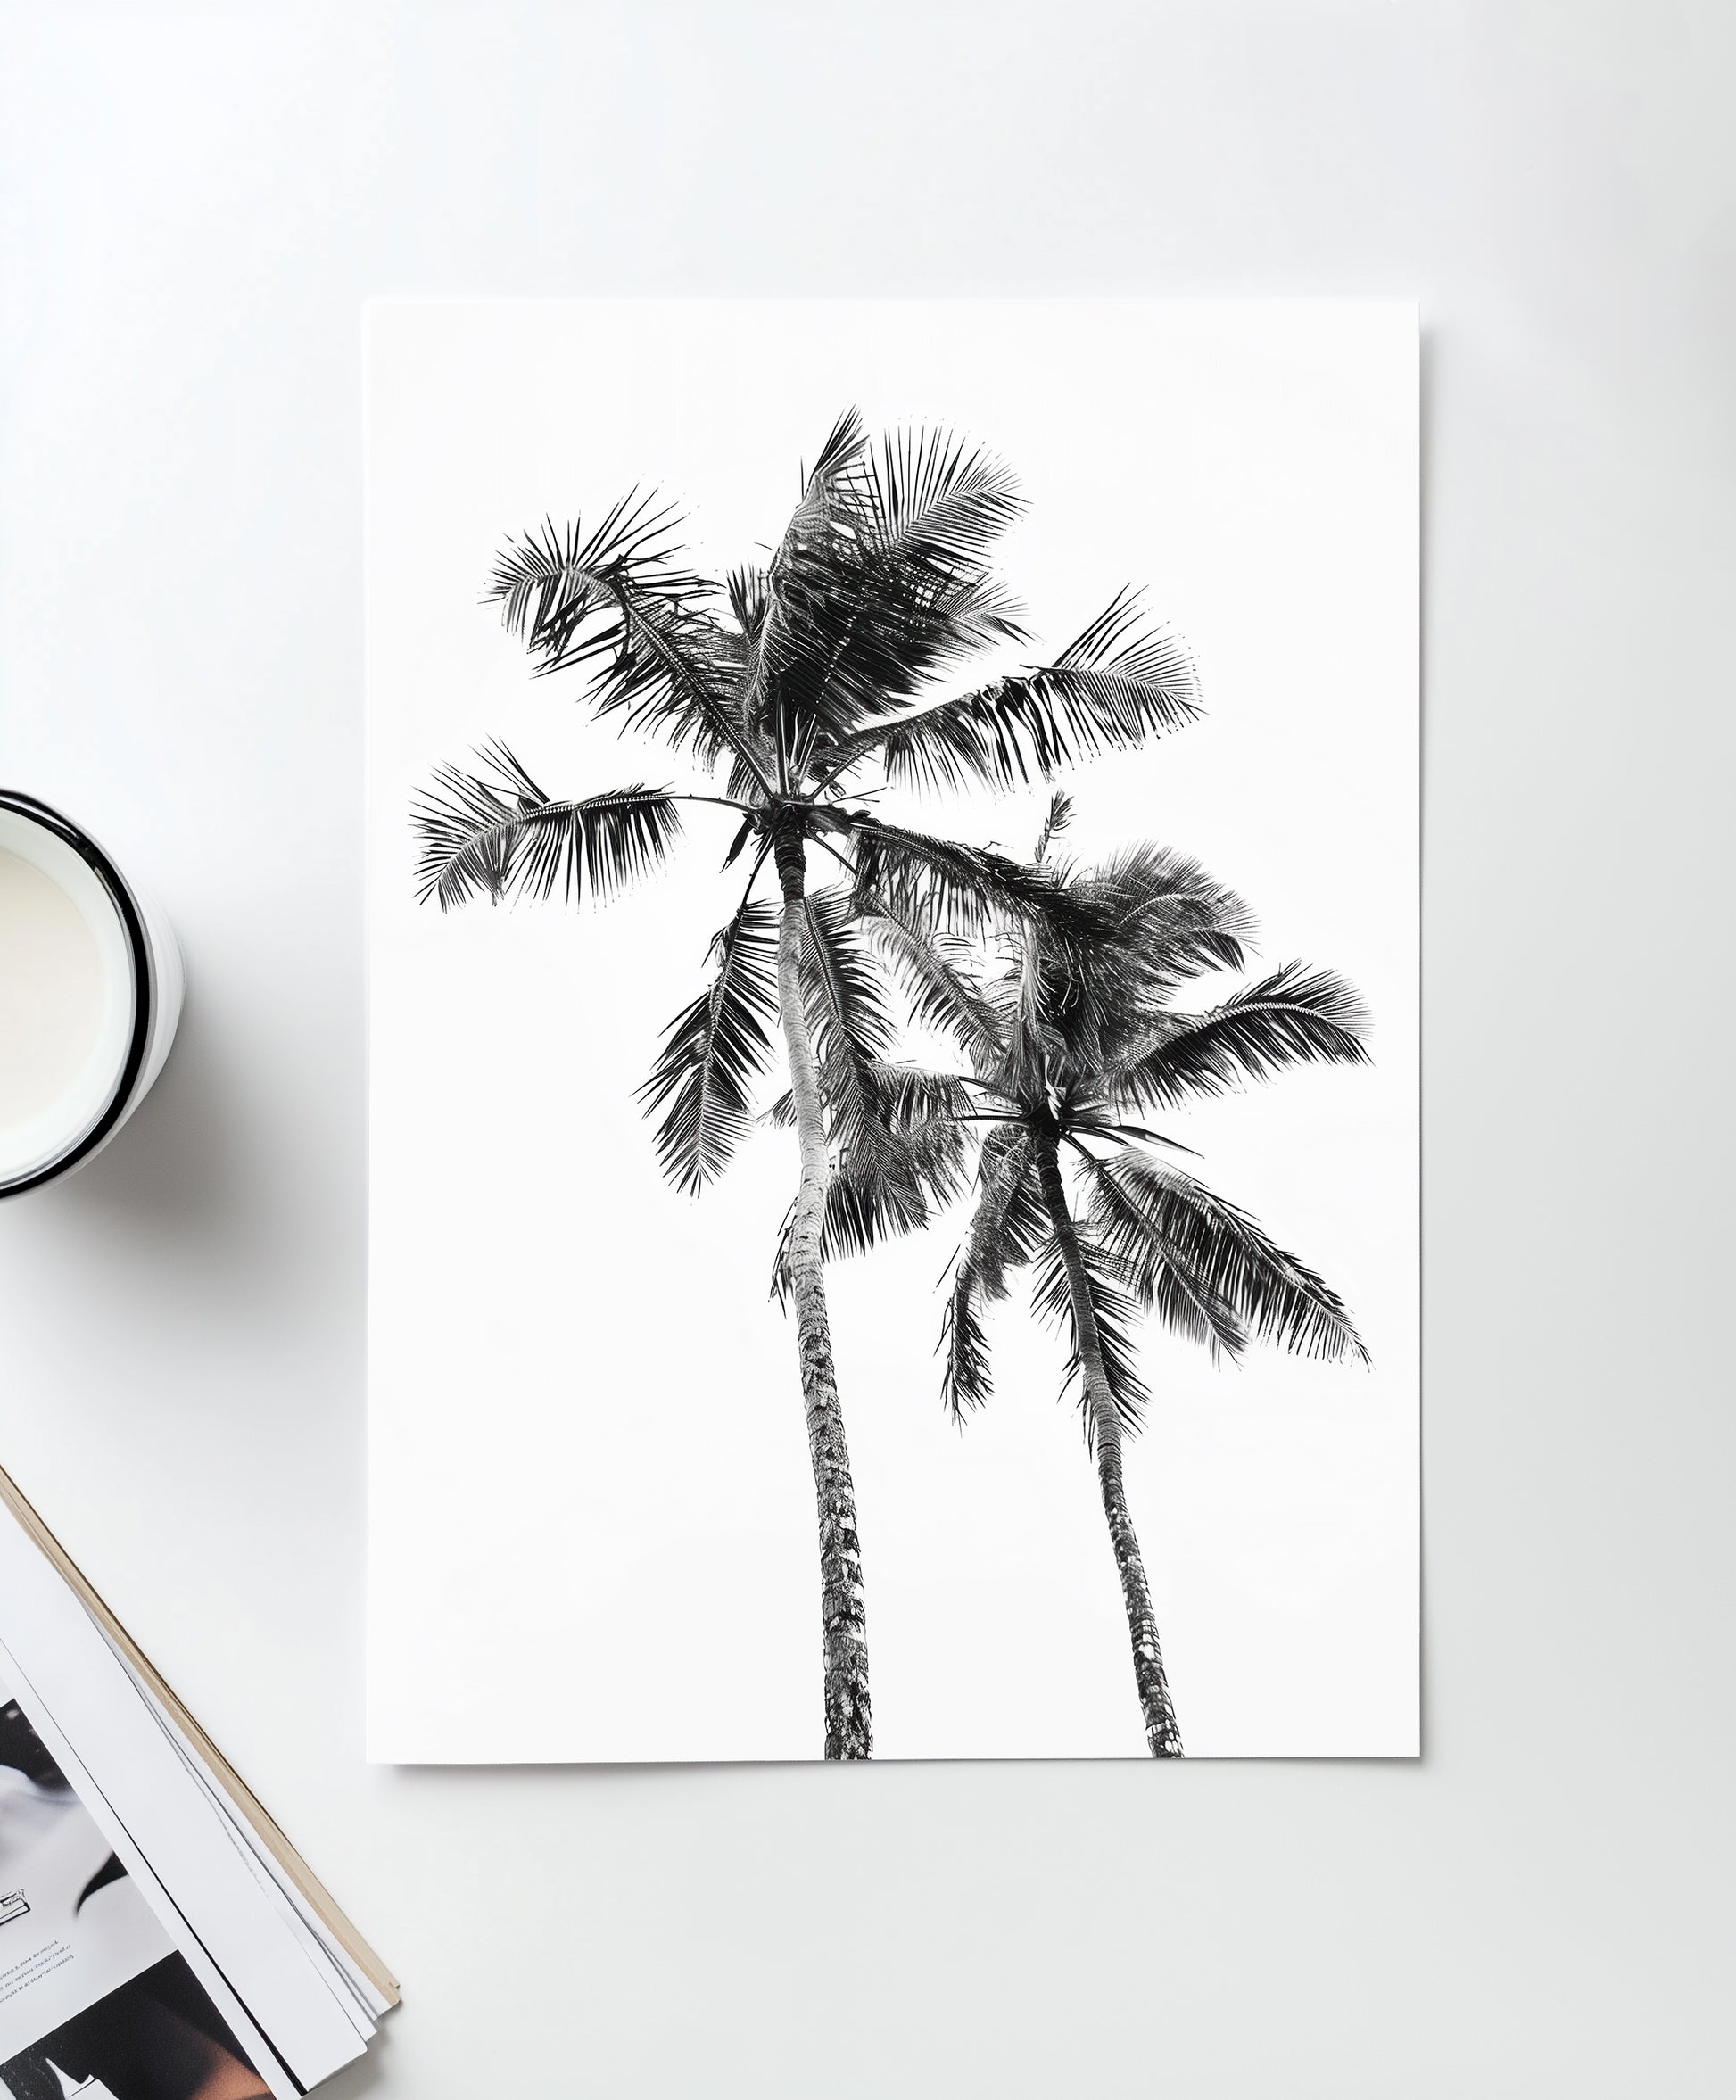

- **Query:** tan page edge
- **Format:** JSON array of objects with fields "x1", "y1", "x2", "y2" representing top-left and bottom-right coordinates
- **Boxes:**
[{"x1": 0, "y1": 1463, "x2": 401, "y2": 2006}]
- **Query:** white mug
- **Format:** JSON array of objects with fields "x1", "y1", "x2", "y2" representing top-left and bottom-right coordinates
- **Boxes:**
[{"x1": 0, "y1": 790, "x2": 184, "y2": 1199}]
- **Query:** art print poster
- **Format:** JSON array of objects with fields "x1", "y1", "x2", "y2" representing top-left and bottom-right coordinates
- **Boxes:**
[{"x1": 367, "y1": 302, "x2": 1418, "y2": 1762}]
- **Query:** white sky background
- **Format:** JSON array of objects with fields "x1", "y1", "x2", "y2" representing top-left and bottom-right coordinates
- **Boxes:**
[{"x1": 366, "y1": 302, "x2": 1417, "y2": 1762}]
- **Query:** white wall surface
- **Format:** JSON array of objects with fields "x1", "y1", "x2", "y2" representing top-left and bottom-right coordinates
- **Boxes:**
[{"x1": 0, "y1": 4, "x2": 1729, "y2": 2094}]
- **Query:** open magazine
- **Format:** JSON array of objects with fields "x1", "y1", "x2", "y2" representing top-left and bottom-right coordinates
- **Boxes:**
[{"x1": 0, "y1": 1468, "x2": 394, "y2": 2098}]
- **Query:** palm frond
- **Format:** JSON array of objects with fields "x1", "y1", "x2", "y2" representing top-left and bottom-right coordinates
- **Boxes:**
[
  {"x1": 637, "y1": 896, "x2": 780, "y2": 1194},
  {"x1": 722, "y1": 737, "x2": 781, "y2": 803},
  {"x1": 410, "y1": 743, "x2": 682, "y2": 910},
  {"x1": 922, "y1": 574, "x2": 1029, "y2": 659},
  {"x1": 488, "y1": 503, "x2": 765, "y2": 785},
  {"x1": 1079, "y1": 1151, "x2": 1368, "y2": 1363},
  {"x1": 1069, "y1": 1118, "x2": 1201, "y2": 1158},
  {"x1": 996, "y1": 923, "x2": 1066, "y2": 1096},
  {"x1": 847, "y1": 817, "x2": 1108, "y2": 951},
  {"x1": 485, "y1": 492, "x2": 690, "y2": 645},
  {"x1": 1035, "y1": 585, "x2": 1202, "y2": 740},
  {"x1": 817, "y1": 588, "x2": 1199, "y2": 795},
  {"x1": 857, "y1": 885, "x2": 1005, "y2": 1068},
  {"x1": 1104, "y1": 963, "x2": 1371, "y2": 1113},
  {"x1": 851, "y1": 426, "x2": 1026, "y2": 575},
  {"x1": 804, "y1": 407, "x2": 869, "y2": 491},
  {"x1": 1069, "y1": 1147, "x2": 1246, "y2": 1360},
  {"x1": 765, "y1": 1046, "x2": 971, "y2": 1277},
  {"x1": 1033, "y1": 790, "x2": 1073, "y2": 864},
  {"x1": 967, "y1": 1126, "x2": 1048, "y2": 1299},
  {"x1": 725, "y1": 565, "x2": 769, "y2": 638},
  {"x1": 756, "y1": 415, "x2": 1029, "y2": 776},
  {"x1": 588, "y1": 587, "x2": 760, "y2": 769},
  {"x1": 763, "y1": 1067, "x2": 981, "y2": 1294},
  {"x1": 748, "y1": 409, "x2": 869, "y2": 758},
  {"x1": 771, "y1": 1114, "x2": 966, "y2": 1302},
  {"x1": 1031, "y1": 1228, "x2": 1151, "y2": 1444},
  {"x1": 939, "y1": 1253, "x2": 996, "y2": 1423},
  {"x1": 796, "y1": 884, "x2": 899, "y2": 1151},
  {"x1": 864, "y1": 1062, "x2": 980, "y2": 1129},
  {"x1": 939, "y1": 1128, "x2": 1046, "y2": 1423},
  {"x1": 1082, "y1": 842, "x2": 1251, "y2": 980},
  {"x1": 763, "y1": 1057, "x2": 973, "y2": 1132},
  {"x1": 1027, "y1": 845, "x2": 1252, "y2": 1075}
]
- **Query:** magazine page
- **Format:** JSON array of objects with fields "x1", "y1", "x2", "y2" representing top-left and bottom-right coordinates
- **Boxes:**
[
  {"x1": 0, "y1": 1494, "x2": 366, "y2": 2088},
  {"x1": 0, "y1": 1643, "x2": 295, "y2": 2100},
  {"x1": 97, "y1": 1645, "x2": 393, "y2": 2025},
  {"x1": 0, "y1": 1670, "x2": 269, "y2": 2100},
  {"x1": 0, "y1": 1467, "x2": 394, "y2": 2024},
  {"x1": 0, "y1": 1671, "x2": 167, "y2": 2061},
  {"x1": 100, "y1": 1649, "x2": 382, "y2": 2038}
]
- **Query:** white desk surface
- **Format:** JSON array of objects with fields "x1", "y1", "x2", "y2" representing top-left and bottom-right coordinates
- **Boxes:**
[{"x1": 2, "y1": 6, "x2": 1730, "y2": 2096}]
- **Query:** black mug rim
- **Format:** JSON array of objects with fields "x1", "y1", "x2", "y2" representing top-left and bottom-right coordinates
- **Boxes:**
[{"x1": 0, "y1": 790, "x2": 156, "y2": 1198}]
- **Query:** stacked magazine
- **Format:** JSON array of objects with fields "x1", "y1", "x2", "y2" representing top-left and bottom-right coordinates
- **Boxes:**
[{"x1": 0, "y1": 1465, "x2": 394, "y2": 2099}]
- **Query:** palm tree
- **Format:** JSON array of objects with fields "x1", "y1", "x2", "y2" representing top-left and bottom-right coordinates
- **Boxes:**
[
  {"x1": 848, "y1": 794, "x2": 1371, "y2": 1756},
  {"x1": 409, "y1": 418, "x2": 1203, "y2": 1758}
]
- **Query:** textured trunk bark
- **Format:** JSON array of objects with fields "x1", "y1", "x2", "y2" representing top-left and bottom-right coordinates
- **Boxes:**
[
  {"x1": 1035, "y1": 1132, "x2": 1183, "y2": 1759},
  {"x1": 773, "y1": 827, "x2": 872, "y2": 1760}
]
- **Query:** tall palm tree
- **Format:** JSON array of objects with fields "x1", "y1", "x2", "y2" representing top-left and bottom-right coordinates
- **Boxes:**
[
  {"x1": 847, "y1": 795, "x2": 1371, "y2": 1756},
  {"x1": 409, "y1": 418, "x2": 1203, "y2": 1758}
]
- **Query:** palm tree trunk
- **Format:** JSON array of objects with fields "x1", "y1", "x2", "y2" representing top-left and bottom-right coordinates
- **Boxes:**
[
  {"x1": 1034, "y1": 1132, "x2": 1183, "y2": 1759},
  {"x1": 772, "y1": 828, "x2": 872, "y2": 1760}
]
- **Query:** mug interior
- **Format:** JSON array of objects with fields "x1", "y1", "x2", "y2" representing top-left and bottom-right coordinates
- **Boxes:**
[{"x1": 0, "y1": 800, "x2": 143, "y2": 1189}]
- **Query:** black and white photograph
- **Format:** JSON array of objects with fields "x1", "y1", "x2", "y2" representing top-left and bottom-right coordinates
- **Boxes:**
[
  {"x1": 0, "y1": 1956, "x2": 273, "y2": 2100},
  {"x1": 367, "y1": 301, "x2": 1419, "y2": 1762},
  {"x1": 0, "y1": 1679, "x2": 269, "y2": 2100},
  {"x1": 0, "y1": 1677, "x2": 168, "y2": 2070}
]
